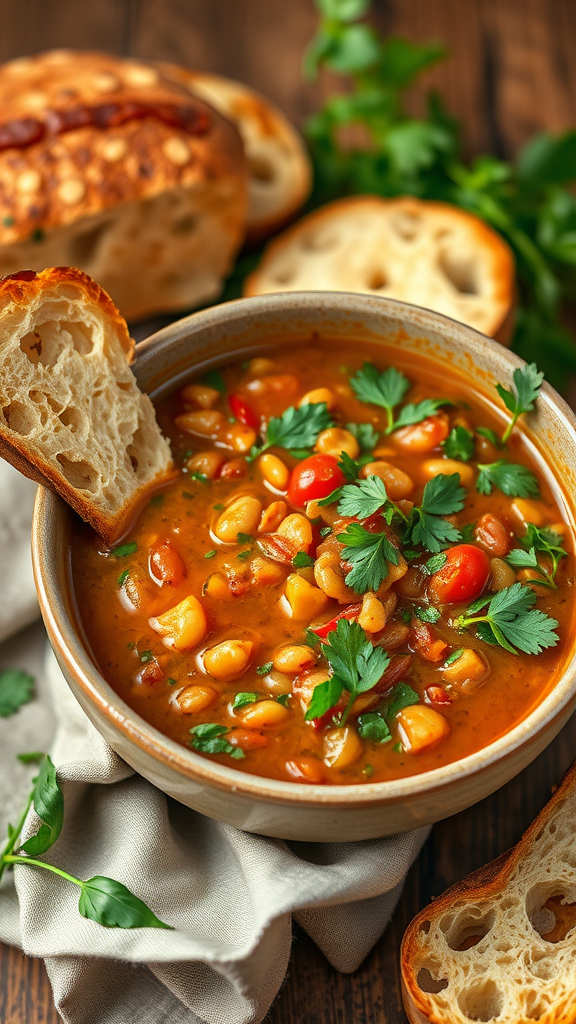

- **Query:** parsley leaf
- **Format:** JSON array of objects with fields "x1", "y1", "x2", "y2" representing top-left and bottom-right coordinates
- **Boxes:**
[
  {"x1": 350, "y1": 363, "x2": 410, "y2": 432},
  {"x1": 358, "y1": 712, "x2": 391, "y2": 743},
  {"x1": 444, "y1": 648, "x2": 464, "y2": 666},
  {"x1": 0, "y1": 669, "x2": 35, "y2": 717},
  {"x1": 414, "y1": 606, "x2": 441, "y2": 623},
  {"x1": 256, "y1": 661, "x2": 273, "y2": 675},
  {"x1": 507, "y1": 525, "x2": 567, "y2": 589},
  {"x1": 382, "y1": 682, "x2": 420, "y2": 719},
  {"x1": 393, "y1": 398, "x2": 452, "y2": 430},
  {"x1": 293, "y1": 551, "x2": 315, "y2": 567},
  {"x1": 476, "y1": 426, "x2": 504, "y2": 449},
  {"x1": 312, "y1": 618, "x2": 390, "y2": 726},
  {"x1": 19, "y1": 755, "x2": 64, "y2": 856},
  {"x1": 358, "y1": 682, "x2": 419, "y2": 742},
  {"x1": 425, "y1": 552, "x2": 447, "y2": 574},
  {"x1": 455, "y1": 582, "x2": 559, "y2": 654},
  {"x1": 476, "y1": 461, "x2": 540, "y2": 497},
  {"x1": 110, "y1": 541, "x2": 137, "y2": 558},
  {"x1": 189, "y1": 723, "x2": 245, "y2": 759},
  {"x1": 405, "y1": 474, "x2": 465, "y2": 552},
  {"x1": 232, "y1": 692, "x2": 259, "y2": 710},
  {"x1": 337, "y1": 475, "x2": 389, "y2": 518},
  {"x1": 337, "y1": 522, "x2": 400, "y2": 592},
  {"x1": 346, "y1": 421, "x2": 380, "y2": 451},
  {"x1": 305, "y1": 675, "x2": 345, "y2": 721},
  {"x1": 252, "y1": 402, "x2": 333, "y2": 458},
  {"x1": 202, "y1": 369, "x2": 226, "y2": 393},
  {"x1": 496, "y1": 363, "x2": 544, "y2": 443},
  {"x1": 442, "y1": 425, "x2": 475, "y2": 462}
]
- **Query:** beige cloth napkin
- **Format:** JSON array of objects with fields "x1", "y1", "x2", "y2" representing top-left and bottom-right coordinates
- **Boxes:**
[{"x1": 0, "y1": 461, "x2": 429, "y2": 1024}]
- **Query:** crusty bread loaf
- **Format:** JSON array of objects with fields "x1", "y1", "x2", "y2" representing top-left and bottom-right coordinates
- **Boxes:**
[
  {"x1": 244, "y1": 196, "x2": 515, "y2": 342},
  {"x1": 0, "y1": 50, "x2": 248, "y2": 320},
  {"x1": 0, "y1": 267, "x2": 172, "y2": 544},
  {"x1": 156, "y1": 63, "x2": 312, "y2": 241},
  {"x1": 401, "y1": 761, "x2": 576, "y2": 1024}
]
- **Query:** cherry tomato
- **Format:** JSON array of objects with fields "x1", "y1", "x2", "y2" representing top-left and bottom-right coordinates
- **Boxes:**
[
  {"x1": 428, "y1": 544, "x2": 490, "y2": 605},
  {"x1": 287, "y1": 454, "x2": 345, "y2": 507},
  {"x1": 228, "y1": 393, "x2": 259, "y2": 430}
]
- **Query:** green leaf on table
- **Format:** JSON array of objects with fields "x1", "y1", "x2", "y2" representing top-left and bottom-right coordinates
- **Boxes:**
[
  {"x1": 78, "y1": 876, "x2": 172, "y2": 929},
  {"x1": 0, "y1": 669, "x2": 35, "y2": 717},
  {"x1": 20, "y1": 755, "x2": 64, "y2": 856}
]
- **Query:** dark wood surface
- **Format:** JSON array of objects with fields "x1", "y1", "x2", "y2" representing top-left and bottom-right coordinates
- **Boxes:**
[{"x1": 2, "y1": 1, "x2": 576, "y2": 1021}]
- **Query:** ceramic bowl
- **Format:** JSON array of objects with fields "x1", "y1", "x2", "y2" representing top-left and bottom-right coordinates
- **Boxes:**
[{"x1": 32, "y1": 292, "x2": 576, "y2": 841}]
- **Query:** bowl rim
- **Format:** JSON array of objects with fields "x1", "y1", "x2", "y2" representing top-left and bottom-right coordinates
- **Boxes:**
[{"x1": 32, "y1": 290, "x2": 576, "y2": 809}]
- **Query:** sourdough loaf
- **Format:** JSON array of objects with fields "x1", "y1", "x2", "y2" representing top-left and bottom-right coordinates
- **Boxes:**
[
  {"x1": 401, "y1": 761, "x2": 576, "y2": 1024},
  {"x1": 244, "y1": 196, "x2": 515, "y2": 342},
  {"x1": 0, "y1": 50, "x2": 248, "y2": 320},
  {"x1": 0, "y1": 267, "x2": 172, "y2": 543},
  {"x1": 156, "y1": 63, "x2": 312, "y2": 241}
]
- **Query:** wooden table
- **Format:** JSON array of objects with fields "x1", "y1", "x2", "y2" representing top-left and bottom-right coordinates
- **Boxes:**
[{"x1": 2, "y1": 1, "x2": 576, "y2": 1020}]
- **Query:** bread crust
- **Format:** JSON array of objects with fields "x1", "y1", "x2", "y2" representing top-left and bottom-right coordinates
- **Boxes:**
[
  {"x1": 0, "y1": 50, "x2": 245, "y2": 243},
  {"x1": 156, "y1": 62, "x2": 311, "y2": 240},
  {"x1": 0, "y1": 267, "x2": 173, "y2": 544},
  {"x1": 401, "y1": 760, "x2": 576, "y2": 1024},
  {"x1": 244, "y1": 195, "x2": 515, "y2": 342}
]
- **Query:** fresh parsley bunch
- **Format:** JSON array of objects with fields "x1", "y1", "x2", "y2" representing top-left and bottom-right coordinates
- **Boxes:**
[
  {"x1": 455, "y1": 582, "x2": 559, "y2": 654},
  {"x1": 304, "y1": 618, "x2": 389, "y2": 725},
  {"x1": 304, "y1": 0, "x2": 576, "y2": 391}
]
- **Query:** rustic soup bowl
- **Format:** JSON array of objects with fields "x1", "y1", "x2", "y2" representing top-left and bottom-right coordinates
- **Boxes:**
[{"x1": 32, "y1": 292, "x2": 576, "y2": 841}]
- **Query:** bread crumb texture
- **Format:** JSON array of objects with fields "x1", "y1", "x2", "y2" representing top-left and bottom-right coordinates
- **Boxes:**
[
  {"x1": 156, "y1": 63, "x2": 312, "y2": 240},
  {"x1": 0, "y1": 267, "x2": 172, "y2": 542},
  {"x1": 0, "y1": 51, "x2": 248, "y2": 319},
  {"x1": 245, "y1": 196, "x2": 515, "y2": 341},
  {"x1": 401, "y1": 762, "x2": 576, "y2": 1024}
]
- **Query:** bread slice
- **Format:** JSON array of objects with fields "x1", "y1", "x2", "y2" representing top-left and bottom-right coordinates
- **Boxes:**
[
  {"x1": 156, "y1": 63, "x2": 312, "y2": 242},
  {"x1": 401, "y1": 761, "x2": 576, "y2": 1024},
  {"x1": 244, "y1": 196, "x2": 515, "y2": 342},
  {"x1": 0, "y1": 50, "x2": 248, "y2": 321},
  {"x1": 0, "y1": 267, "x2": 172, "y2": 544}
]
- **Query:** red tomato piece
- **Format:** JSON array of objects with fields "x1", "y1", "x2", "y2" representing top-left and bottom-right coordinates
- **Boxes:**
[
  {"x1": 228, "y1": 393, "x2": 259, "y2": 430},
  {"x1": 428, "y1": 544, "x2": 491, "y2": 605},
  {"x1": 287, "y1": 454, "x2": 345, "y2": 507},
  {"x1": 311, "y1": 603, "x2": 362, "y2": 639},
  {"x1": 425, "y1": 685, "x2": 452, "y2": 706}
]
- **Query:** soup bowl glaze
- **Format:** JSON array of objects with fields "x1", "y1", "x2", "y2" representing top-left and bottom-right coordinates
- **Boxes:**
[{"x1": 32, "y1": 292, "x2": 576, "y2": 841}]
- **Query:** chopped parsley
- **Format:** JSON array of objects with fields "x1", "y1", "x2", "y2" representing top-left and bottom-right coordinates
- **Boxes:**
[
  {"x1": 443, "y1": 648, "x2": 464, "y2": 666},
  {"x1": 276, "y1": 694, "x2": 290, "y2": 707},
  {"x1": 455, "y1": 583, "x2": 559, "y2": 654},
  {"x1": 140, "y1": 651, "x2": 153, "y2": 664},
  {"x1": 293, "y1": 551, "x2": 314, "y2": 567},
  {"x1": 350, "y1": 362, "x2": 451, "y2": 434},
  {"x1": 237, "y1": 532, "x2": 254, "y2": 544},
  {"x1": 189, "y1": 471, "x2": 209, "y2": 484},
  {"x1": 256, "y1": 661, "x2": 273, "y2": 676},
  {"x1": 442, "y1": 425, "x2": 475, "y2": 462},
  {"x1": 202, "y1": 369, "x2": 226, "y2": 393},
  {"x1": 189, "y1": 723, "x2": 244, "y2": 759},
  {"x1": 117, "y1": 568, "x2": 130, "y2": 586},
  {"x1": 404, "y1": 474, "x2": 465, "y2": 552},
  {"x1": 346, "y1": 422, "x2": 380, "y2": 451},
  {"x1": 336, "y1": 521, "x2": 400, "y2": 593},
  {"x1": 204, "y1": 549, "x2": 217, "y2": 559},
  {"x1": 250, "y1": 402, "x2": 333, "y2": 459},
  {"x1": 496, "y1": 363, "x2": 544, "y2": 443},
  {"x1": 476, "y1": 461, "x2": 540, "y2": 498},
  {"x1": 304, "y1": 619, "x2": 389, "y2": 726},
  {"x1": 414, "y1": 606, "x2": 441, "y2": 623},
  {"x1": 232, "y1": 692, "x2": 259, "y2": 710},
  {"x1": 506, "y1": 525, "x2": 566, "y2": 590},
  {"x1": 357, "y1": 683, "x2": 419, "y2": 743},
  {"x1": 111, "y1": 541, "x2": 137, "y2": 558}
]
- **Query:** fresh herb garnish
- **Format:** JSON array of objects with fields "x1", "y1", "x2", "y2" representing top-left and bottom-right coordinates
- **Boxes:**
[
  {"x1": 0, "y1": 756, "x2": 171, "y2": 928},
  {"x1": 190, "y1": 723, "x2": 245, "y2": 759},
  {"x1": 256, "y1": 661, "x2": 273, "y2": 675},
  {"x1": 304, "y1": 618, "x2": 389, "y2": 726},
  {"x1": 140, "y1": 651, "x2": 153, "y2": 664},
  {"x1": 237, "y1": 550, "x2": 252, "y2": 561},
  {"x1": 476, "y1": 426, "x2": 504, "y2": 449},
  {"x1": 276, "y1": 694, "x2": 290, "y2": 707},
  {"x1": 382, "y1": 681, "x2": 420, "y2": 719},
  {"x1": 213, "y1": 503, "x2": 225, "y2": 511},
  {"x1": 111, "y1": 541, "x2": 137, "y2": 558},
  {"x1": 346, "y1": 422, "x2": 380, "y2": 451},
  {"x1": 357, "y1": 682, "x2": 419, "y2": 742},
  {"x1": 117, "y1": 568, "x2": 130, "y2": 586},
  {"x1": 293, "y1": 551, "x2": 315, "y2": 567},
  {"x1": 16, "y1": 751, "x2": 45, "y2": 764},
  {"x1": 506, "y1": 525, "x2": 567, "y2": 590},
  {"x1": 202, "y1": 369, "x2": 226, "y2": 393},
  {"x1": 233, "y1": 692, "x2": 259, "y2": 710},
  {"x1": 336, "y1": 475, "x2": 390, "y2": 518},
  {"x1": 357, "y1": 712, "x2": 391, "y2": 744},
  {"x1": 204, "y1": 549, "x2": 217, "y2": 559},
  {"x1": 425, "y1": 552, "x2": 448, "y2": 574},
  {"x1": 0, "y1": 669, "x2": 35, "y2": 718},
  {"x1": 189, "y1": 471, "x2": 209, "y2": 484},
  {"x1": 444, "y1": 648, "x2": 464, "y2": 666},
  {"x1": 496, "y1": 363, "x2": 544, "y2": 443},
  {"x1": 319, "y1": 525, "x2": 333, "y2": 538},
  {"x1": 476, "y1": 461, "x2": 540, "y2": 498},
  {"x1": 350, "y1": 363, "x2": 450, "y2": 434},
  {"x1": 250, "y1": 402, "x2": 333, "y2": 459},
  {"x1": 404, "y1": 474, "x2": 465, "y2": 552},
  {"x1": 336, "y1": 521, "x2": 400, "y2": 593},
  {"x1": 237, "y1": 532, "x2": 253, "y2": 544},
  {"x1": 442, "y1": 425, "x2": 475, "y2": 462},
  {"x1": 414, "y1": 606, "x2": 441, "y2": 623},
  {"x1": 455, "y1": 582, "x2": 559, "y2": 654},
  {"x1": 150, "y1": 494, "x2": 165, "y2": 508},
  {"x1": 460, "y1": 523, "x2": 476, "y2": 543}
]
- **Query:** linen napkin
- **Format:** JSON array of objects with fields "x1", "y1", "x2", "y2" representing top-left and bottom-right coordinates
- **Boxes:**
[{"x1": 0, "y1": 459, "x2": 430, "y2": 1024}]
